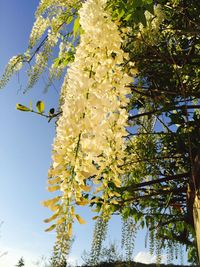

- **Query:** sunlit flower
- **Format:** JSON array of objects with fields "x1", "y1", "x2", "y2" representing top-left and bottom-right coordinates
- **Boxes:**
[{"x1": 47, "y1": 0, "x2": 133, "y2": 233}]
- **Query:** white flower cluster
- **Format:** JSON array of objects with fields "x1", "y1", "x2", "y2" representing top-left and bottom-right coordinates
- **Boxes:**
[
  {"x1": 138, "y1": 5, "x2": 165, "y2": 45},
  {"x1": 0, "y1": 55, "x2": 23, "y2": 89},
  {"x1": 36, "y1": 0, "x2": 78, "y2": 16},
  {"x1": 48, "y1": 41, "x2": 72, "y2": 82},
  {"x1": 45, "y1": 0, "x2": 133, "y2": 235},
  {"x1": 26, "y1": 0, "x2": 80, "y2": 89},
  {"x1": 29, "y1": 16, "x2": 50, "y2": 48},
  {"x1": 29, "y1": 0, "x2": 76, "y2": 48},
  {"x1": 6, "y1": 55, "x2": 23, "y2": 72}
]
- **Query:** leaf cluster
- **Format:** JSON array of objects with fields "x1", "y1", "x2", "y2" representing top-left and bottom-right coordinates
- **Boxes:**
[{"x1": 107, "y1": 0, "x2": 200, "y2": 263}]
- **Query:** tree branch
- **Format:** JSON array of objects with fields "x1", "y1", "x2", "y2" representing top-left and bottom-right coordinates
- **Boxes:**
[
  {"x1": 123, "y1": 172, "x2": 189, "y2": 192},
  {"x1": 121, "y1": 187, "x2": 187, "y2": 204},
  {"x1": 129, "y1": 105, "x2": 200, "y2": 120}
]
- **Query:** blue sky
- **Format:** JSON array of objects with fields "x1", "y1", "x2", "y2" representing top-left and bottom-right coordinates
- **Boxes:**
[
  {"x1": 0, "y1": 1, "x2": 187, "y2": 266},
  {"x1": 0, "y1": 1, "x2": 58, "y2": 265}
]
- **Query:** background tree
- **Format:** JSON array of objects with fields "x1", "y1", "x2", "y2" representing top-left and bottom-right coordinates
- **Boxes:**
[
  {"x1": 100, "y1": 0, "x2": 200, "y2": 264},
  {"x1": 15, "y1": 257, "x2": 25, "y2": 267},
  {"x1": 82, "y1": 242, "x2": 123, "y2": 266}
]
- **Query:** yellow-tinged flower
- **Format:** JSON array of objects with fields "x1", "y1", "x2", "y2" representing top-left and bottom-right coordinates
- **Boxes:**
[{"x1": 44, "y1": 0, "x2": 135, "y2": 255}]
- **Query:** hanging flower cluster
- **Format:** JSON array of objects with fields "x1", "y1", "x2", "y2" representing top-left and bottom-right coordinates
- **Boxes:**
[
  {"x1": 26, "y1": 1, "x2": 69, "y2": 89},
  {"x1": 44, "y1": 0, "x2": 133, "y2": 239},
  {"x1": 0, "y1": 55, "x2": 24, "y2": 89},
  {"x1": 0, "y1": 0, "x2": 81, "y2": 91},
  {"x1": 35, "y1": 0, "x2": 78, "y2": 17},
  {"x1": 138, "y1": 4, "x2": 165, "y2": 45},
  {"x1": 29, "y1": 0, "x2": 80, "y2": 49}
]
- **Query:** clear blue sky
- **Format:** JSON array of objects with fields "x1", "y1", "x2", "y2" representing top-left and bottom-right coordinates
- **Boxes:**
[{"x1": 0, "y1": 1, "x2": 187, "y2": 266}]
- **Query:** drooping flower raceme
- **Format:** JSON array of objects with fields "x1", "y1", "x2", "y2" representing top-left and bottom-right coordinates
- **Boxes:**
[
  {"x1": 0, "y1": 0, "x2": 82, "y2": 92},
  {"x1": 0, "y1": 55, "x2": 23, "y2": 89},
  {"x1": 44, "y1": 0, "x2": 132, "y2": 240}
]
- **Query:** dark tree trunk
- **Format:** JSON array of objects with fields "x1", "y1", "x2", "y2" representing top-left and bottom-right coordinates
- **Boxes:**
[
  {"x1": 192, "y1": 155, "x2": 200, "y2": 263},
  {"x1": 193, "y1": 194, "x2": 200, "y2": 263}
]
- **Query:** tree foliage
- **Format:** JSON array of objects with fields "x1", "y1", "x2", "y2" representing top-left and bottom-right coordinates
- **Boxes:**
[
  {"x1": 114, "y1": 0, "x2": 200, "y2": 263},
  {"x1": 15, "y1": 257, "x2": 25, "y2": 267}
]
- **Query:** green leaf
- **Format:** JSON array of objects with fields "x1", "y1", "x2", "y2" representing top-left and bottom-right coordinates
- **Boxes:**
[
  {"x1": 124, "y1": 13, "x2": 132, "y2": 21},
  {"x1": 118, "y1": 9, "x2": 125, "y2": 19},
  {"x1": 49, "y1": 108, "x2": 55, "y2": 116},
  {"x1": 16, "y1": 103, "x2": 30, "y2": 112},
  {"x1": 132, "y1": 0, "x2": 142, "y2": 8},
  {"x1": 29, "y1": 100, "x2": 33, "y2": 110},
  {"x1": 44, "y1": 213, "x2": 59, "y2": 223},
  {"x1": 53, "y1": 58, "x2": 60, "y2": 68},
  {"x1": 63, "y1": 51, "x2": 75, "y2": 66},
  {"x1": 66, "y1": 15, "x2": 73, "y2": 24},
  {"x1": 45, "y1": 224, "x2": 56, "y2": 232},
  {"x1": 136, "y1": 9, "x2": 147, "y2": 26},
  {"x1": 36, "y1": 100, "x2": 45, "y2": 113},
  {"x1": 75, "y1": 214, "x2": 86, "y2": 224},
  {"x1": 145, "y1": 3, "x2": 154, "y2": 15},
  {"x1": 143, "y1": 0, "x2": 153, "y2": 4},
  {"x1": 73, "y1": 16, "x2": 80, "y2": 37}
]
